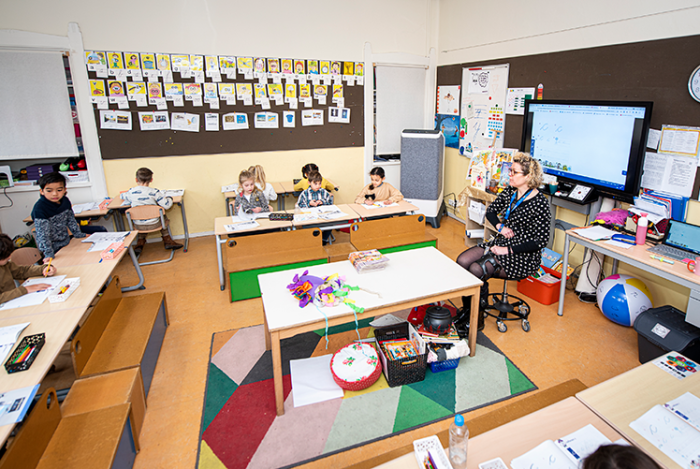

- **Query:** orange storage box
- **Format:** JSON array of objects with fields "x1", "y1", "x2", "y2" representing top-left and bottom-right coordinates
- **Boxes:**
[{"x1": 517, "y1": 266, "x2": 567, "y2": 305}]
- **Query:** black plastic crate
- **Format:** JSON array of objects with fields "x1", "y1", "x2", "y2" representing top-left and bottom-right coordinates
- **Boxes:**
[
  {"x1": 374, "y1": 322, "x2": 427, "y2": 387},
  {"x1": 633, "y1": 306, "x2": 700, "y2": 363}
]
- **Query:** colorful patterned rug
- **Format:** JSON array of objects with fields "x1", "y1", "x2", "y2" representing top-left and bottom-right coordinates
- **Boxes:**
[{"x1": 197, "y1": 317, "x2": 536, "y2": 469}]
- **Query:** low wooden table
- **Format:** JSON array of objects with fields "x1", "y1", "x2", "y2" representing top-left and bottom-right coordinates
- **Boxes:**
[{"x1": 258, "y1": 246, "x2": 482, "y2": 416}]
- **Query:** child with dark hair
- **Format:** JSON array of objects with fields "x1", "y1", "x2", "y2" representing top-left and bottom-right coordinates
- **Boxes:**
[
  {"x1": 297, "y1": 171, "x2": 334, "y2": 244},
  {"x1": 582, "y1": 444, "x2": 662, "y2": 469},
  {"x1": 0, "y1": 234, "x2": 56, "y2": 304},
  {"x1": 121, "y1": 167, "x2": 183, "y2": 255},
  {"x1": 293, "y1": 163, "x2": 335, "y2": 192},
  {"x1": 354, "y1": 167, "x2": 403, "y2": 205},
  {"x1": 31, "y1": 172, "x2": 87, "y2": 261}
]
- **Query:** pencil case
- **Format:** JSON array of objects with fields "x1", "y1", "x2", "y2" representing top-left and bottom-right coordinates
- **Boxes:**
[
  {"x1": 4, "y1": 333, "x2": 45, "y2": 373},
  {"x1": 101, "y1": 242, "x2": 124, "y2": 260},
  {"x1": 47, "y1": 278, "x2": 80, "y2": 303}
]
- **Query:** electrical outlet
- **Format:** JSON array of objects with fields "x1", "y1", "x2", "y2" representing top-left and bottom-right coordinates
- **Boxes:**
[{"x1": 447, "y1": 199, "x2": 457, "y2": 208}]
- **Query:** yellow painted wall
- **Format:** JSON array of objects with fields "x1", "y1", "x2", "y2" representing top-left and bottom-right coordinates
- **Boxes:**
[{"x1": 102, "y1": 147, "x2": 365, "y2": 236}]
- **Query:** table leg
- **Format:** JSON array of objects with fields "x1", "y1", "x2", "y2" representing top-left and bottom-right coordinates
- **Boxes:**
[
  {"x1": 226, "y1": 198, "x2": 231, "y2": 217},
  {"x1": 469, "y1": 289, "x2": 478, "y2": 357},
  {"x1": 217, "y1": 235, "x2": 226, "y2": 291},
  {"x1": 271, "y1": 331, "x2": 285, "y2": 416},
  {"x1": 277, "y1": 195, "x2": 284, "y2": 211},
  {"x1": 264, "y1": 316, "x2": 271, "y2": 351},
  {"x1": 177, "y1": 201, "x2": 189, "y2": 252},
  {"x1": 558, "y1": 234, "x2": 570, "y2": 316},
  {"x1": 121, "y1": 244, "x2": 146, "y2": 292}
]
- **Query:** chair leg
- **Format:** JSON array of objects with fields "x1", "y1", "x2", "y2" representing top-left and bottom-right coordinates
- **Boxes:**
[{"x1": 138, "y1": 227, "x2": 176, "y2": 266}]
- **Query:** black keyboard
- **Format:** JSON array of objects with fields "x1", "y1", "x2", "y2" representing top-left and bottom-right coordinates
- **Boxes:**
[{"x1": 269, "y1": 212, "x2": 294, "y2": 221}]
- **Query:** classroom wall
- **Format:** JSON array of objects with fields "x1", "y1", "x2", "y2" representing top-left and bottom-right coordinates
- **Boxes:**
[
  {"x1": 437, "y1": 1, "x2": 700, "y2": 313},
  {"x1": 1, "y1": 0, "x2": 435, "y2": 235}
]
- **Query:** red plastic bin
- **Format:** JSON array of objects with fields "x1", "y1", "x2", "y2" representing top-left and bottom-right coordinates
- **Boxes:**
[{"x1": 517, "y1": 265, "x2": 567, "y2": 305}]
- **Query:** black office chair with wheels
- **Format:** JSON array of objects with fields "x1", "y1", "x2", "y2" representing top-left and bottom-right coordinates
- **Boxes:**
[{"x1": 482, "y1": 276, "x2": 532, "y2": 333}]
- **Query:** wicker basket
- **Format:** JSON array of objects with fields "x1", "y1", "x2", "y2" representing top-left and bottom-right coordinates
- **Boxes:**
[
  {"x1": 375, "y1": 322, "x2": 427, "y2": 387},
  {"x1": 330, "y1": 342, "x2": 382, "y2": 391},
  {"x1": 429, "y1": 358, "x2": 460, "y2": 373}
]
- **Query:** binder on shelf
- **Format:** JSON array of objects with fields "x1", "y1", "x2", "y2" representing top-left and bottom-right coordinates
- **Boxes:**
[{"x1": 642, "y1": 189, "x2": 688, "y2": 222}]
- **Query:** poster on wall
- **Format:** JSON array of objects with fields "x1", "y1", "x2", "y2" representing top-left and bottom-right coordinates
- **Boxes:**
[
  {"x1": 459, "y1": 64, "x2": 509, "y2": 156},
  {"x1": 434, "y1": 114, "x2": 459, "y2": 149}
]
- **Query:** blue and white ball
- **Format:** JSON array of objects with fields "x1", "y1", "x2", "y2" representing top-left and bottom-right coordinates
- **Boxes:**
[{"x1": 596, "y1": 274, "x2": 653, "y2": 327}]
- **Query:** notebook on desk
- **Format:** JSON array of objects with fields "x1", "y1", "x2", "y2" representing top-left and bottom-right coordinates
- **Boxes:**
[{"x1": 647, "y1": 219, "x2": 700, "y2": 261}]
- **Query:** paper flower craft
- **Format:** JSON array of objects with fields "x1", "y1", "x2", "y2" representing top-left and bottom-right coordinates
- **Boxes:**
[{"x1": 286, "y1": 271, "x2": 366, "y2": 313}]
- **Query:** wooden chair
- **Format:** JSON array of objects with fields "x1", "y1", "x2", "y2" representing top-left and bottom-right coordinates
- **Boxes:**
[
  {"x1": 10, "y1": 247, "x2": 42, "y2": 265},
  {"x1": 125, "y1": 205, "x2": 174, "y2": 266}
]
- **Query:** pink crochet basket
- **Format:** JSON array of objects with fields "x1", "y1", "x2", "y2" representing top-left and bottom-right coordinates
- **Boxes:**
[{"x1": 330, "y1": 343, "x2": 382, "y2": 391}]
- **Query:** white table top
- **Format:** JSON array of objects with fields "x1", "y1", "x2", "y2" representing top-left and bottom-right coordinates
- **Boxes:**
[
  {"x1": 259, "y1": 246, "x2": 481, "y2": 332},
  {"x1": 214, "y1": 216, "x2": 292, "y2": 236},
  {"x1": 290, "y1": 204, "x2": 359, "y2": 227}
]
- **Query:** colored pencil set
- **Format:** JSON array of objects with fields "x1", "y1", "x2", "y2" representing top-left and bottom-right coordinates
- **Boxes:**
[{"x1": 4, "y1": 333, "x2": 45, "y2": 373}]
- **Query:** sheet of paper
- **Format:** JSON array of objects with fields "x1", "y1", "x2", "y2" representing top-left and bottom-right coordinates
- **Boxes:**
[
  {"x1": 506, "y1": 87, "x2": 535, "y2": 115},
  {"x1": 0, "y1": 384, "x2": 40, "y2": 426},
  {"x1": 641, "y1": 152, "x2": 696, "y2": 198},
  {"x1": 290, "y1": 354, "x2": 344, "y2": 408},
  {"x1": 659, "y1": 126, "x2": 700, "y2": 157},
  {"x1": 647, "y1": 128, "x2": 661, "y2": 149},
  {"x1": 163, "y1": 189, "x2": 184, "y2": 197},
  {"x1": 361, "y1": 202, "x2": 399, "y2": 209},
  {"x1": 436, "y1": 85, "x2": 461, "y2": 116},
  {"x1": 221, "y1": 184, "x2": 237, "y2": 193},
  {"x1": 652, "y1": 353, "x2": 699, "y2": 380},
  {"x1": 510, "y1": 439, "x2": 577, "y2": 469},
  {"x1": 573, "y1": 226, "x2": 616, "y2": 241},
  {"x1": 556, "y1": 424, "x2": 612, "y2": 463},
  {"x1": 72, "y1": 202, "x2": 100, "y2": 214},
  {"x1": 224, "y1": 220, "x2": 260, "y2": 232},
  {"x1": 0, "y1": 322, "x2": 30, "y2": 363},
  {"x1": 205, "y1": 113, "x2": 219, "y2": 131},
  {"x1": 0, "y1": 276, "x2": 67, "y2": 311},
  {"x1": 630, "y1": 404, "x2": 700, "y2": 469},
  {"x1": 664, "y1": 392, "x2": 700, "y2": 432},
  {"x1": 82, "y1": 232, "x2": 129, "y2": 252}
]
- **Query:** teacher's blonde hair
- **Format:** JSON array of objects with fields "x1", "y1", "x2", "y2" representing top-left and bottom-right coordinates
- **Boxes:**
[{"x1": 513, "y1": 152, "x2": 544, "y2": 189}]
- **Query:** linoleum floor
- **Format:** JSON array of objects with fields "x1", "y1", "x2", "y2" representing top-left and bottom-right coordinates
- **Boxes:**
[{"x1": 108, "y1": 217, "x2": 641, "y2": 469}]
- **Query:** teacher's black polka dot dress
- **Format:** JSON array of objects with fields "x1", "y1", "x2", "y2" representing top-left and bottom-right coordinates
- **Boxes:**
[{"x1": 479, "y1": 186, "x2": 552, "y2": 278}]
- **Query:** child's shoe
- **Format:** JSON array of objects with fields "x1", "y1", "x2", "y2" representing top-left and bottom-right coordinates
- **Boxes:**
[
  {"x1": 162, "y1": 234, "x2": 183, "y2": 250},
  {"x1": 134, "y1": 238, "x2": 147, "y2": 256}
]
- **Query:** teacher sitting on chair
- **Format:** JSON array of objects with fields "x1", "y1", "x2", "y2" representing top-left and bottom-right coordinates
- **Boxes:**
[{"x1": 455, "y1": 152, "x2": 551, "y2": 330}]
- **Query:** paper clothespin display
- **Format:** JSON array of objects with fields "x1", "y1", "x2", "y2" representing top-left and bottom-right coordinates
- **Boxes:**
[
  {"x1": 48, "y1": 278, "x2": 80, "y2": 303},
  {"x1": 101, "y1": 242, "x2": 125, "y2": 260}
]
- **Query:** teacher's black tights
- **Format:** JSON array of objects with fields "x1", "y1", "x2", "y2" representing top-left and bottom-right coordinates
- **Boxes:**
[{"x1": 456, "y1": 245, "x2": 507, "y2": 281}]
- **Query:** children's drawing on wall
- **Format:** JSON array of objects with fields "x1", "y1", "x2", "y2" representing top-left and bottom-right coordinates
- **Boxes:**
[
  {"x1": 204, "y1": 83, "x2": 218, "y2": 101},
  {"x1": 281, "y1": 59, "x2": 293, "y2": 74},
  {"x1": 299, "y1": 84, "x2": 311, "y2": 99},
  {"x1": 184, "y1": 83, "x2": 202, "y2": 100},
  {"x1": 331, "y1": 61, "x2": 341, "y2": 75},
  {"x1": 308, "y1": 60, "x2": 319, "y2": 75},
  {"x1": 283, "y1": 110, "x2": 295, "y2": 128},
  {"x1": 332, "y1": 84, "x2": 343, "y2": 103},
  {"x1": 354, "y1": 62, "x2": 364, "y2": 76},
  {"x1": 205, "y1": 56, "x2": 219, "y2": 71},
  {"x1": 108, "y1": 81, "x2": 125, "y2": 97},
  {"x1": 285, "y1": 83, "x2": 297, "y2": 101},
  {"x1": 156, "y1": 54, "x2": 171, "y2": 71},
  {"x1": 468, "y1": 69, "x2": 490, "y2": 95},
  {"x1": 164, "y1": 83, "x2": 183, "y2": 99},
  {"x1": 254, "y1": 58, "x2": 266, "y2": 73},
  {"x1": 343, "y1": 62, "x2": 354, "y2": 76},
  {"x1": 140, "y1": 53, "x2": 156, "y2": 70},
  {"x1": 124, "y1": 53, "x2": 139, "y2": 70},
  {"x1": 434, "y1": 114, "x2": 459, "y2": 149},
  {"x1": 436, "y1": 85, "x2": 460, "y2": 116},
  {"x1": 108, "y1": 52, "x2": 123, "y2": 69},
  {"x1": 268, "y1": 58, "x2": 280, "y2": 74},
  {"x1": 294, "y1": 60, "x2": 305, "y2": 75},
  {"x1": 171, "y1": 55, "x2": 190, "y2": 72},
  {"x1": 320, "y1": 61, "x2": 330, "y2": 75},
  {"x1": 237, "y1": 57, "x2": 253, "y2": 72},
  {"x1": 85, "y1": 51, "x2": 106, "y2": 70},
  {"x1": 127, "y1": 82, "x2": 147, "y2": 98},
  {"x1": 190, "y1": 55, "x2": 203, "y2": 71},
  {"x1": 219, "y1": 56, "x2": 236, "y2": 71},
  {"x1": 148, "y1": 83, "x2": 163, "y2": 100}
]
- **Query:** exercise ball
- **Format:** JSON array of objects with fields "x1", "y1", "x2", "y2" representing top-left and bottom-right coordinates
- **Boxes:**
[{"x1": 596, "y1": 274, "x2": 652, "y2": 326}]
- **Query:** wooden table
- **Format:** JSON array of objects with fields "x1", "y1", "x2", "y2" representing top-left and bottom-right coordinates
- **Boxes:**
[
  {"x1": 290, "y1": 204, "x2": 359, "y2": 228},
  {"x1": 49, "y1": 232, "x2": 145, "y2": 292},
  {"x1": 577, "y1": 352, "x2": 700, "y2": 469},
  {"x1": 214, "y1": 215, "x2": 293, "y2": 291},
  {"x1": 258, "y1": 246, "x2": 482, "y2": 416},
  {"x1": 376, "y1": 397, "x2": 628, "y2": 469},
  {"x1": 0, "y1": 308, "x2": 86, "y2": 443},
  {"x1": 559, "y1": 228, "x2": 700, "y2": 326},
  {"x1": 348, "y1": 200, "x2": 419, "y2": 219}
]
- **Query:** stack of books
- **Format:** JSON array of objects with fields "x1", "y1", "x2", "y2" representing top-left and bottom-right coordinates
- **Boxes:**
[
  {"x1": 378, "y1": 339, "x2": 418, "y2": 360},
  {"x1": 348, "y1": 249, "x2": 389, "y2": 273},
  {"x1": 416, "y1": 324, "x2": 461, "y2": 344}
]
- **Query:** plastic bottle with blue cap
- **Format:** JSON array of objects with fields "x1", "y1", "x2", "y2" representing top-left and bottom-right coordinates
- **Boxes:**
[{"x1": 449, "y1": 414, "x2": 469, "y2": 469}]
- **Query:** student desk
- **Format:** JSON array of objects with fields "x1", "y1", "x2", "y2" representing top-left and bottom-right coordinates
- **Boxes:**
[
  {"x1": 112, "y1": 191, "x2": 190, "y2": 252},
  {"x1": 48, "y1": 232, "x2": 145, "y2": 292},
  {"x1": 558, "y1": 228, "x2": 700, "y2": 327},
  {"x1": 375, "y1": 397, "x2": 628, "y2": 469},
  {"x1": 258, "y1": 247, "x2": 483, "y2": 416},
  {"x1": 22, "y1": 197, "x2": 126, "y2": 230},
  {"x1": 225, "y1": 181, "x2": 292, "y2": 214},
  {"x1": 577, "y1": 352, "x2": 700, "y2": 469},
  {"x1": 291, "y1": 204, "x2": 359, "y2": 230},
  {"x1": 347, "y1": 200, "x2": 419, "y2": 219},
  {"x1": 214, "y1": 216, "x2": 293, "y2": 291},
  {"x1": 0, "y1": 308, "x2": 88, "y2": 445}
]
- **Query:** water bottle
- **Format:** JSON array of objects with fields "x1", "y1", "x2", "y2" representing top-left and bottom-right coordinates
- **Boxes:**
[
  {"x1": 636, "y1": 212, "x2": 648, "y2": 245},
  {"x1": 449, "y1": 414, "x2": 468, "y2": 469}
]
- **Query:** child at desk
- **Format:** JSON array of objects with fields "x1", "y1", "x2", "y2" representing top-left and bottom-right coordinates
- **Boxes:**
[
  {"x1": 0, "y1": 234, "x2": 56, "y2": 304},
  {"x1": 233, "y1": 169, "x2": 270, "y2": 215},
  {"x1": 298, "y1": 171, "x2": 334, "y2": 245},
  {"x1": 354, "y1": 167, "x2": 403, "y2": 205},
  {"x1": 293, "y1": 163, "x2": 336, "y2": 192},
  {"x1": 121, "y1": 167, "x2": 183, "y2": 255},
  {"x1": 227, "y1": 165, "x2": 277, "y2": 203},
  {"x1": 32, "y1": 172, "x2": 87, "y2": 262}
]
